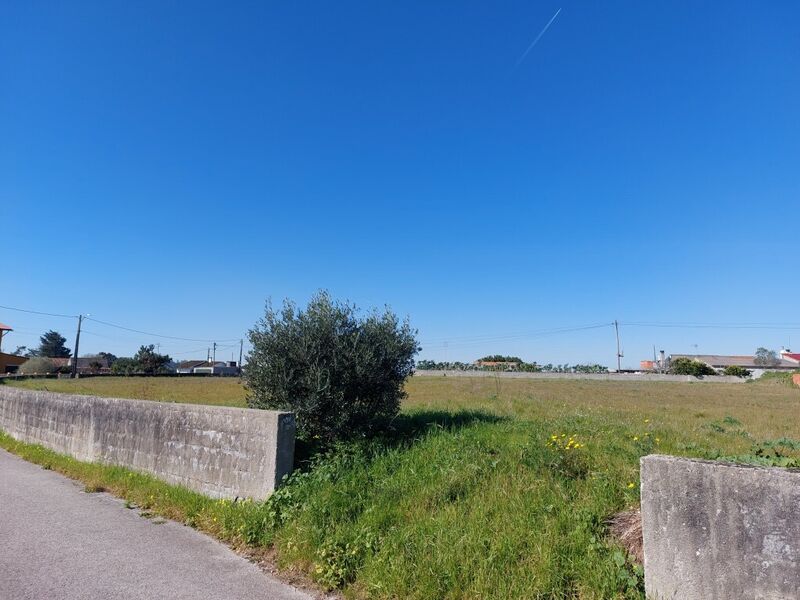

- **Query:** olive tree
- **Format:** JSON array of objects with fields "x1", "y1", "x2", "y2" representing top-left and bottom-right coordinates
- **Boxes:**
[
  {"x1": 754, "y1": 347, "x2": 780, "y2": 367},
  {"x1": 244, "y1": 291, "x2": 419, "y2": 443}
]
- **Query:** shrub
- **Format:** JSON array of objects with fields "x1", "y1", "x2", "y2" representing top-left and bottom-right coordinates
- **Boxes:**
[
  {"x1": 110, "y1": 357, "x2": 137, "y2": 375},
  {"x1": 670, "y1": 357, "x2": 716, "y2": 377},
  {"x1": 723, "y1": 365, "x2": 752, "y2": 378},
  {"x1": 245, "y1": 291, "x2": 419, "y2": 444},
  {"x1": 18, "y1": 357, "x2": 58, "y2": 375}
]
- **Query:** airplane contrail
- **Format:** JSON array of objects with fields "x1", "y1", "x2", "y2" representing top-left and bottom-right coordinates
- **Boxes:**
[{"x1": 514, "y1": 7, "x2": 562, "y2": 68}]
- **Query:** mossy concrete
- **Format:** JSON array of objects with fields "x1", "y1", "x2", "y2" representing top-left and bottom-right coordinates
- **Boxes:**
[
  {"x1": 0, "y1": 386, "x2": 294, "y2": 499},
  {"x1": 641, "y1": 454, "x2": 800, "y2": 599}
]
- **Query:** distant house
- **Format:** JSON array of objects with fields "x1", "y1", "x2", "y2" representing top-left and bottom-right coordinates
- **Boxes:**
[
  {"x1": 175, "y1": 360, "x2": 209, "y2": 374},
  {"x1": 781, "y1": 349, "x2": 800, "y2": 365},
  {"x1": 668, "y1": 352, "x2": 799, "y2": 373},
  {"x1": 176, "y1": 360, "x2": 239, "y2": 376},
  {"x1": 0, "y1": 322, "x2": 28, "y2": 373},
  {"x1": 0, "y1": 353, "x2": 27, "y2": 374}
]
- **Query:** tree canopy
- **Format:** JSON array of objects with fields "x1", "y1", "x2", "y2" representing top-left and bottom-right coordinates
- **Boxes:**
[
  {"x1": 478, "y1": 355, "x2": 523, "y2": 363},
  {"x1": 108, "y1": 346, "x2": 171, "y2": 375},
  {"x1": 245, "y1": 291, "x2": 418, "y2": 444},
  {"x1": 30, "y1": 330, "x2": 71, "y2": 358},
  {"x1": 754, "y1": 347, "x2": 780, "y2": 367}
]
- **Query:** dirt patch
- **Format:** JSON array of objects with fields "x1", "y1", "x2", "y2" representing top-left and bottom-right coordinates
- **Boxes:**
[{"x1": 607, "y1": 508, "x2": 643, "y2": 564}]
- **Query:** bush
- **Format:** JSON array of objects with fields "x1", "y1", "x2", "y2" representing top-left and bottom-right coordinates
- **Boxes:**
[
  {"x1": 244, "y1": 291, "x2": 419, "y2": 444},
  {"x1": 110, "y1": 357, "x2": 137, "y2": 375},
  {"x1": 670, "y1": 357, "x2": 717, "y2": 377},
  {"x1": 18, "y1": 357, "x2": 58, "y2": 375},
  {"x1": 723, "y1": 365, "x2": 752, "y2": 378}
]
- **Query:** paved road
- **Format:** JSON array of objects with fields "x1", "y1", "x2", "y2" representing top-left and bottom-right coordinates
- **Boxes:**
[{"x1": 0, "y1": 449, "x2": 311, "y2": 600}]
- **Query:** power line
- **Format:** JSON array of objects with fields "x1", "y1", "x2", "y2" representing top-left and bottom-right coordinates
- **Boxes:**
[
  {"x1": 84, "y1": 316, "x2": 239, "y2": 343},
  {"x1": 622, "y1": 322, "x2": 800, "y2": 330},
  {"x1": 1, "y1": 303, "x2": 241, "y2": 343},
  {"x1": 420, "y1": 323, "x2": 612, "y2": 345},
  {"x1": 420, "y1": 323, "x2": 612, "y2": 350},
  {"x1": 0, "y1": 304, "x2": 78, "y2": 319},
  {"x1": 169, "y1": 347, "x2": 212, "y2": 356}
]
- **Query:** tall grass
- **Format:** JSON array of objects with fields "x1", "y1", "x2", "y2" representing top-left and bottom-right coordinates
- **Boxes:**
[{"x1": 4, "y1": 376, "x2": 248, "y2": 407}]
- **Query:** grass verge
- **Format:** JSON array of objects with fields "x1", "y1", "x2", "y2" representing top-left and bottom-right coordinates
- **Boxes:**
[{"x1": 2, "y1": 410, "x2": 655, "y2": 599}]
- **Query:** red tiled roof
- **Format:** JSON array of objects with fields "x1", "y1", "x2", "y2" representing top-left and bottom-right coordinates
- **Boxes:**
[{"x1": 784, "y1": 353, "x2": 800, "y2": 362}]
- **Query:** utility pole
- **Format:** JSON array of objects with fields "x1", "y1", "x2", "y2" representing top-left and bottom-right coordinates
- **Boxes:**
[
  {"x1": 238, "y1": 339, "x2": 243, "y2": 376},
  {"x1": 71, "y1": 314, "x2": 83, "y2": 379},
  {"x1": 614, "y1": 320, "x2": 623, "y2": 372},
  {"x1": 212, "y1": 342, "x2": 217, "y2": 364},
  {"x1": 207, "y1": 347, "x2": 210, "y2": 362}
]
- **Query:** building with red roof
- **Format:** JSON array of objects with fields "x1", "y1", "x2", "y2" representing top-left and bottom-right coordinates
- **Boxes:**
[{"x1": 780, "y1": 349, "x2": 800, "y2": 365}]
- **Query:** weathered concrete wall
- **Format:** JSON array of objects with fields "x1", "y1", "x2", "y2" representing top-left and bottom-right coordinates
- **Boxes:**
[
  {"x1": 640, "y1": 454, "x2": 800, "y2": 599},
  {"x1": 0, "y1": 386, "x2": 295, "y2": 500},
  {"x1": 414, "y1": 371, "x2": 747, "y2": 383}
]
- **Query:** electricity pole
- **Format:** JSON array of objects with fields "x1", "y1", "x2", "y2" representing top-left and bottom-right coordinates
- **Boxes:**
[
  {"x1": 614, "y1": 320, "x2": 623, "y2": 372},
  {"x1": 71, "y1": 314, "x2": 83, "y2": 379},
  {"x1": 212, "y1": 342, "x2": 217, "y2": 364},
  {"x1": 238, "y1": 339, "x2": 243, "y2": 376}
]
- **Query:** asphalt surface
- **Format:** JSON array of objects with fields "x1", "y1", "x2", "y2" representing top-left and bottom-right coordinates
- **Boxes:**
[{"x1": 0, "y1": 449, "x2": 311, "y2": 600}]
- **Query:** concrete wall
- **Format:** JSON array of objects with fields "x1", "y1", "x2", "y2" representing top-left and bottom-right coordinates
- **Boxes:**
[
  {"x1": 414, "y1": 370, "x2": 747, "y2": 383},
  {"x1": 0, "y1": 386, "x2": 295, "y2": 500},
  {"x1": 640, "y1": 454, "x2": 800, "y2": 599}
]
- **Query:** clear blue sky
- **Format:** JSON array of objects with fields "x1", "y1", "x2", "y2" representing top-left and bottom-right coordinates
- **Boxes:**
[{"x1": 2, "y1": 2, "x2": 799, "y2": 367}]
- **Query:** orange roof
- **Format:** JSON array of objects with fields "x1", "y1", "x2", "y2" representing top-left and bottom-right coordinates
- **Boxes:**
[{"x1": 0, "y1": 323, "x2": 12, "y2": 331}]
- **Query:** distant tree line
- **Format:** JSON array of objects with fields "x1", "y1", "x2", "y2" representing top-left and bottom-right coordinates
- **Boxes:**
[
  {"x1": 14, "y1": 330, "x2": 172, "y2": 376},
  {"x1": 109, "y1": 345, "x2": 172, "y2": 375},
  {"x1": 416, "y1": 359, "x2": 609, "y2": 374},
  {"x1": 477, "y1": 355, "x2": 524, "y2": 363}
]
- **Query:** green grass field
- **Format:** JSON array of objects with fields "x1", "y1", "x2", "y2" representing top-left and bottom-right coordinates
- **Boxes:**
[
  {"x1": 5, "y1": 376, "x2": 249, "y2": 407},
  {"x1": 3, "y1": 374, "x2": 799, "y2": 598}
]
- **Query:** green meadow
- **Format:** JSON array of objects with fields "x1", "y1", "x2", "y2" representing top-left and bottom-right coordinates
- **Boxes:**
[{"x1": 3, "y1": 374, "x2": 799, "y2": 598}]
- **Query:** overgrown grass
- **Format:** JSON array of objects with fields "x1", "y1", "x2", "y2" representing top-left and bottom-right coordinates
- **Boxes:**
[
  {"x1": 4, "y1": 376, "x2": 248, "y2": 407},
  {"x1": 3, "y1": 375, "x2": 799, "y2": 598},
  {"x1": 753, "y1": 370, "x2": 800, "y2": 387}
]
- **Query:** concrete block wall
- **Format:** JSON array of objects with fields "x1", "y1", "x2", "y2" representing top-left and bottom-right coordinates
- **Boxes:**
[
  {"x1": 0, "y1": 386, "x2": 295, "y2": 500},
  {"x1": 414, "y1": 370, "x2": 747, "y2": 383},
  {"x1": 641, "y1": 454, "x2": 800, "y2": 599}
]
